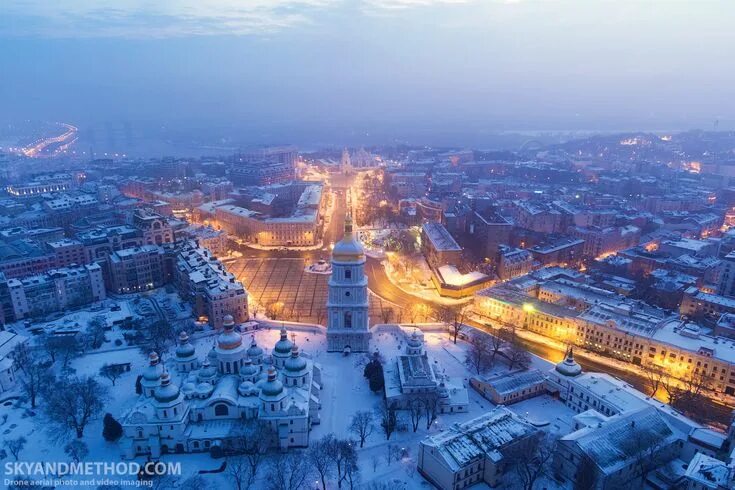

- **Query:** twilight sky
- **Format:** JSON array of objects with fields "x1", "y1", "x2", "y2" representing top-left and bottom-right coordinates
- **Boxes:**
[{"x1": 1, "y1": 1, "x2": 733, "y2": 148}]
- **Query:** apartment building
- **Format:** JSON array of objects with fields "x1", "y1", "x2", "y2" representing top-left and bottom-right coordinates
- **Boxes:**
[{"x1": 1, "y1": 263, "x2": 106, "y2": 321}]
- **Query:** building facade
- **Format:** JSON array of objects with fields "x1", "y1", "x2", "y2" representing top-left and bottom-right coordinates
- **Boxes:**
[
  {"x1": 327, "y1": 216, "x2": 371, "y2": 353},
  {"x1": 121, "y1": 319, "x2": 321, "y2": 458}
]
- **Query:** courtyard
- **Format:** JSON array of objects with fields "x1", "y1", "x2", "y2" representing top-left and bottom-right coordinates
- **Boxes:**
[{"x1": 226, "y1": 257, "x2": 401, "y2": 324}]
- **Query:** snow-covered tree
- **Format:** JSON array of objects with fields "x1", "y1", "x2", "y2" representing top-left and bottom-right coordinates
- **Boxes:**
[
  {"x1": 465, "y1": 334, "x2": 493, "y2": 374},
  {"x1": 99, "y1": 363, "x2": 126, "y2": 386},
  {"x1": 308, "y1": 434, "x2": 335, "y2": 490},
  {"x1": 102, "y1": 413, "x2": 123, "y2": 441},
  {"x1": 87, "y1": 316, "x2": 107, "y2": 349},
  {"x1": 375, "y1": 402, "x2": 398, "y2": 440},
  {"x1": 348, "y1": 410, "x2": 375, "y2": 447},
  {"x1": 43, "y1": 375, "x2": 108, "y2": 439},
  {"x1": 19, "y1": 357, "x2": 51, "y2": 408},
  {"x1": 64, "y1": 439, "x2": 89, "y2": 463},
  {"x1": 267, "y1": 452, "x2": 312, "y2": 490},
  {"x1": 4, "y1": 436, "x2": 26, "y2": 461}
]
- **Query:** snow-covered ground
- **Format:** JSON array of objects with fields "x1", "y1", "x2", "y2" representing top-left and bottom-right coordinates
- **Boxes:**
[{"x1": 1, "y1": 323, "x2": 579, "y2": 488}]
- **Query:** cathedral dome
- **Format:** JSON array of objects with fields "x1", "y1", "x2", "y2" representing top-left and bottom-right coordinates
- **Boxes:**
[
  {"x1": 216, "y1": 317, "x2": 243, "y2": 351},
  {"x1": 247, "y1": 338, "x2": 264, "y2": 359},
  {"x1": 407, "y1": 330, "x2": 422, "y2": 348},
  {"x1": 175, "y1": 332, "x2": 196, "y2": 358},
  {"x1": 332, "y1": 215, "x2": 364, "y2": 262},
  {"x1": 181, "y1": 382, "x2": 196, "y2": 397},
  {"x1": 240, "y1": 359, "x2": 258, "y2": 377},
  {"x1": 556, "y1": 346, "x2": 582, "y2": 377},
  {"x1": 142, "y1": 352, "x2": 163, "y2": 381},
  {"x1": 195, "y1": 382, "x2": 214, "y2": 397},
  {"x1": 154, "y1": 372, "x2": 181, "y2": 404},
  {"x1": 274, "y1": 326, "x2": 294, "y2": 354},
  {"x1": 284, "y1": 345, "x2": 307, "y2": 372},
  {"x1": 197, "y1": 360, "x2": 217, "y2": 382},
  {"x1": 238, "y1": 381, "x2": 256, "y2": 396},
  {"x1": 259, "y1": 368, "x2": 284, "y2": 397}
]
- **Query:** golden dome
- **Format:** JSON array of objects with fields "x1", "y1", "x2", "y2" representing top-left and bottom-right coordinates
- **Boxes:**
[{"x1": 332, "y1": 215, "x2": 365, "y2": 261}]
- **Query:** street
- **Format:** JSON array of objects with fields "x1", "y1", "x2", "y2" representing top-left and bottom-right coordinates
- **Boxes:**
[{"x1": 228, "y1": 173, "x2": 733, "y2": 427}]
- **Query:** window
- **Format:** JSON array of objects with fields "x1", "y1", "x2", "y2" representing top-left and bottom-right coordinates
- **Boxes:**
[
  {"x1": 345, "y1": 269, "x2": 352, "y2": 279},
  {"x1": 214, "y1": 403, "x2": 229, "y2": 416},
  {"x1": 344, "y1": 311, "x2": 352, "y2": 328}
]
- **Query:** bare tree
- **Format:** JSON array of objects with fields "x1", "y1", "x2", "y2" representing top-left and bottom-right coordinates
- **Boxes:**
[
  {"x1": 507, "y1": 433, "x2": 557, "y2": 490},
  {"x1": 641, "y1": 363, "x2": 666, "y2": 397},
  {"x1": 507, "y1": 342, "x2": 532, "y2": 370},
  {"x1": 4, "y1": 436, "x2": 26, "y2": 461},
  {"x1": 226, "y1": 455, "x2": 256, "y2": 490},
  {"x1": 379, "y1": 307, "x2": 394, "y2": 325},
  {"x1": 43, "y1": 375, "x2": 108, "y2": 439},
  {"x1": 376, "y1": 402, "x2": 398, "y2": 440},
  {"x1": 225, "y1": 419, "x2": 274, "y2": 483},
  {"x1": 665, "y1": 369, "x2": 712, "y2": 415},
  {"x1": 342, "y1": 444, "x2": 360, "y2": 490},
  {"x1": 394, "y1": 308, "x2": 404, "y2": 324},
  {"x1": 489, "y1": 331, "x2": 506, "y2": 365},
  {"x1": 465, "y1": 334, "x2": 493, "y2": 374},
  {"x1": 407, "y1": 398, "x2": 424, "y2": 432},
  {"x1": 442, "y1": 305, "x2": 467, "y2": 344},
  {"x1": 87, "y1": 316, "x2": 108, "y2": 349},
  {"x1": 349, "y1": 410, "x2": 375, "y2": 448},
  {"x1": 19, "y1": 358, "x2": 51, "y2": 408},
  {"x1": 140, "y1": 320, "x2": 177, "y2": 358},
  {"x1": 42, "y1": 334, "x2": 82, "y2": 368},
  {"x1": 10, "y1": 341, "x2": 31, "y2": 375},
  {"x1": 268, "y1": 452, "x2": 311, "y2": 490},
  {"x1": 64, "y1": 439, "x2": 89, "y2": 463},
  {"x1": 99, "y1": 364, "x2": 126, "y2": 386},
  {"x1": 179, "y1": 476, "x2": 207, "y2": 490},
  {"x1": 309, "y1": 434, "x2": 335, "y2": 490},
  {"x1": 629, "y1": 426, "x2": 670, "y2": 486},
  {"x1": 502, "y1": 328, "x2": 531, "y2": 370},
  {"x1": 420, "y1": 393, "x2": 440, "y2": 429},
  {"x1": 326, "y1": 437, "x2": 358, "y2": 489},
  {"x1": 266, "y1": 301, "x2": 285, "y2": 320},
  {"x1": 315, "y1": 307, "x2": 327, "y2": 326}
]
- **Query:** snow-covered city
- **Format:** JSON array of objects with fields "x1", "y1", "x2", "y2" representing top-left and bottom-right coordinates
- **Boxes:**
[{"x1": 3, "y1": 2, "x2": 735, "y2": 489}]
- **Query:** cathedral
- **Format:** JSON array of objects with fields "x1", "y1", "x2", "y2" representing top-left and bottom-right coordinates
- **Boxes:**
[
  {"x1": 383, "y1": 329, "x2": 469, "y2": 413},
  {"x1": 327, "y1": 215, "x2": 372, "y2": 353},
  {"x1": 120, "y1": 316, "x2": 322, "y2": 458}
]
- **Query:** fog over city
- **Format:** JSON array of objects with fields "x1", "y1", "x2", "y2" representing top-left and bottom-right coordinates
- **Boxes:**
[
  {"x1": 6, "y1": 2, "x2": 735, "y2": 490},
  {"x1": 1, "y1": 1, "x2": 734, "y2": 150}
]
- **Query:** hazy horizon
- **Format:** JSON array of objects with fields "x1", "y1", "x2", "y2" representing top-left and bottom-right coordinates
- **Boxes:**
[{"x1": 2, "y1": 1, "x2": 734, "y2": 150}]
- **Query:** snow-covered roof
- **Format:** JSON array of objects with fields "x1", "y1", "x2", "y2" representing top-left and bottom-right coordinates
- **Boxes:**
[
  {"x1": 421, "y1": 406, "x2": 537, "y2": 472},
  {"x1": 561, "y1": 406, "x2": 679, "y2": 476},
  {"x1": 684, "y1": 452, "x2": 732, "y2": 489},
  {"x1": 475, "y1": 369, "x2": 546, "y2": 397},
  {"x1": 436, "y1": 265, "x2": 489, "y2": 287}
]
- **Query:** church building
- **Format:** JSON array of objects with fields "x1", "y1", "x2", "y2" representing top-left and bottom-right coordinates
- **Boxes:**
[{"x1": 327, "y1": 215, "x2": 371, "y2": 353}]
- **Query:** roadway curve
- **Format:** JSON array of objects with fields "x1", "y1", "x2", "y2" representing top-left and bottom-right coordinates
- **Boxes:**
[{"x1": 364, "y1": 255, "x2": 733, "y2": 427}]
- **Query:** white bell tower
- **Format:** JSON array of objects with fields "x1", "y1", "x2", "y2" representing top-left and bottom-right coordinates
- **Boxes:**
[{"x1": 327, "y1": 215, "x2": 371, "y2": 353}]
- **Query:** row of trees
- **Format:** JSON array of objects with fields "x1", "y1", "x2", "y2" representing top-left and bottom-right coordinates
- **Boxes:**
[
  {"x1": 223, "y1": 428, "x2": 360, "y2": 490},
  {"x1": 641, "y1": 362, "x2": 714, "y2": 417},
  {"x1": 465, "y1": 327, "x2": 531, "y2": 375}
]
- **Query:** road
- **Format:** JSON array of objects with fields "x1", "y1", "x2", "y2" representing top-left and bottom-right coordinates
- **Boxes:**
[
  {"x1": 22, "y1": 122, "x2": 78, "y2": 157},
  {"x1": 229, "y1": 181, "x2": 349, "y2": 263},
  {"x1": 362, "y1": 256, "x2": 732, "y2": 425},
  {"x1": 228, "y1": 174, "x2": 733, "y2": 426}
]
